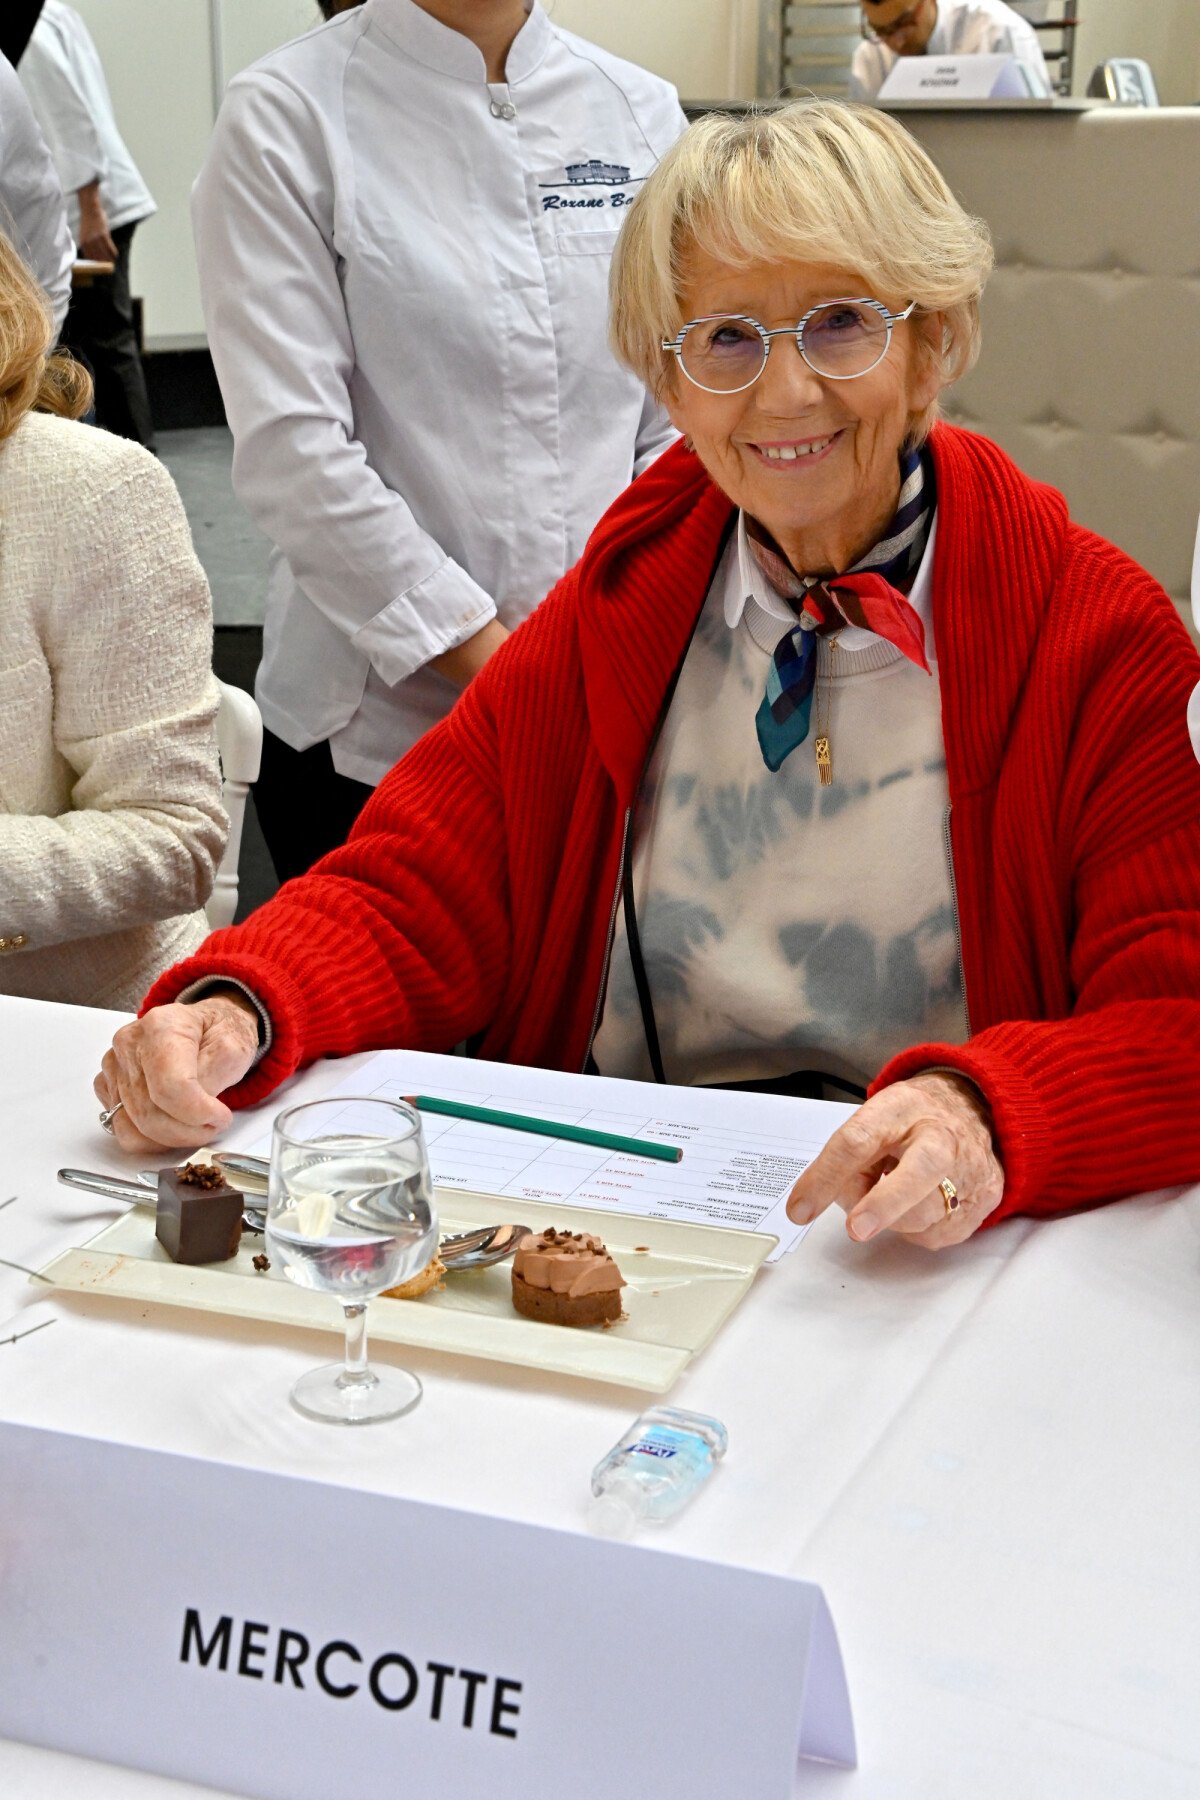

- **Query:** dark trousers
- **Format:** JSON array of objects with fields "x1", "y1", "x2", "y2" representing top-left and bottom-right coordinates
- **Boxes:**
[
  {"x1": 254, "y1": 726, "x2": 374, "y2": 884},
  {"x1": 62, "y1": 220, "x2": 156, "y2": 450}
]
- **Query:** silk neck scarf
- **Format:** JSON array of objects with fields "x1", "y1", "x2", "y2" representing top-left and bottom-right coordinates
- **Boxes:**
[{"x1": 752, "y1": 445, "x2": 936, "y2": 773}]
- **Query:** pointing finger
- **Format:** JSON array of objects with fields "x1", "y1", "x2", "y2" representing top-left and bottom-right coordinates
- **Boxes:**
[{"x1": 786, "y1": 1108, "x2": 893, "y2": 1225}]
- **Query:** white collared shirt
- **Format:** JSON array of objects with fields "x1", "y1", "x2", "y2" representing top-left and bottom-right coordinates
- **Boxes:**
[
  {"x1": 193, "y1": 0, "x2": 686, "y2": 784},
  {"x1": 18, "y1": 1, "x2": 155, "y2": 238},
  {"x1": 0, "y1": 56, "x2": 72, "y2": 334},
  {"x1": 849, "y1": 0, "x2": 1051, "y2": 101}
]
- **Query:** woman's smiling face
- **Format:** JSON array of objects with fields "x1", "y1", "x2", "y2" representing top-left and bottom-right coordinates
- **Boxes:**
[{"x1": 664, "y1": 251, "x2": 943, "y2": 575}]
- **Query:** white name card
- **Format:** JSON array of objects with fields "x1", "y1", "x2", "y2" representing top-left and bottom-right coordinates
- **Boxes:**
[
  {"x1": 0, "y1": 1423, "x2": 855, "y2": 1798},
  {"x1": 879, "y1": 52, "x2": 1048, "y2": 101}
]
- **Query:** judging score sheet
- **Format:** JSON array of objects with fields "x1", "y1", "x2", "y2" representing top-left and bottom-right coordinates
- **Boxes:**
[{"x1": 246, "y1": 1050, "x2": 857, "y2": 1261}]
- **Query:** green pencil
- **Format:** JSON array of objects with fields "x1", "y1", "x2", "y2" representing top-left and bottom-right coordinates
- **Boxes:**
[{"x1": 405, "y1": 1094, "x2": 683, "y2": 1164}]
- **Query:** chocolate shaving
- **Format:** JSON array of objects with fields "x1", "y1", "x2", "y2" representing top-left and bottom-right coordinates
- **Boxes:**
[
  {"x1": 252, "y1": 1253, "x2": 270, "y2": 1273},
  {"x1": 176, "y1": 1162, "x2": 227, "y2": 1190}
]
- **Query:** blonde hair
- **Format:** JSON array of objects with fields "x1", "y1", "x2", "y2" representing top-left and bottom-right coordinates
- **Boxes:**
[
  {"x1": 0, "y1": 231, "x2": 92, "y2": 444},
  {"x1": 610, "y1": 101, "x2": 993, "y2": 443}
]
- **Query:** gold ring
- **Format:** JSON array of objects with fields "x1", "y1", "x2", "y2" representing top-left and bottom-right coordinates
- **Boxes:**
[{"x1": 939, "y1": 1177, "x2": 959, "y2": 1217}]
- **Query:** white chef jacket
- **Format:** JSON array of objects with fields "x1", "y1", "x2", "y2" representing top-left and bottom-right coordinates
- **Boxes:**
[
  {"x1": 0, "y1": 55, "x2": 72, "y2": 333},
  {"x1": 18, "y1": 1, "x2": 154, "y2": 241},
  {"x1": 849, "y1": 0, "x2": 1050, "y2": 100},
  {"x1": 192, "y1": 0, "x2": 686, "y2": 784}
]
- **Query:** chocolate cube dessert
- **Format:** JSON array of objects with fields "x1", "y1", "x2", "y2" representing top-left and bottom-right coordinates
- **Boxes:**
[{"x1": 155, "y1": 1162, "x2": 243, "y2": 1264}]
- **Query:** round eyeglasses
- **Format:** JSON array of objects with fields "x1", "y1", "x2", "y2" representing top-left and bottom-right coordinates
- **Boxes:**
[{"x1": 661, "y1": 298, "x2": 917, "y2": 395}]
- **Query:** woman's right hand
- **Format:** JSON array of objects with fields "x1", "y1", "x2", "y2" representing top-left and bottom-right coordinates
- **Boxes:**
[{"x1": 93, "y1": 994, "x2": 261, "y2": 1153}]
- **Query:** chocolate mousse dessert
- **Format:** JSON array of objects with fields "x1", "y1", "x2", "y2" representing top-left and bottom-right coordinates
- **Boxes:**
[
  {"x1": 510, "y1": 1227, "x2": 625, "y2": 1327},
  {"x1": 155, "y1": 1161, "x2": 244, "y2": 1264}
]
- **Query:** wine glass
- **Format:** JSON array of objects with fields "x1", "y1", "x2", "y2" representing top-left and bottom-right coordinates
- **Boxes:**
[{"x1": 267, "y1": 1096, "x2": 437, "y2": 1424}]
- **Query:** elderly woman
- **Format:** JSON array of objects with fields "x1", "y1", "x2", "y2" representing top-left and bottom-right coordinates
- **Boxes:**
[
  {"x1": 96, "y1": 103, "x2": 1200, "y2": 1249},
  {"x1": 0, "y1": 231, "x2": 226, "y2": 1009}
]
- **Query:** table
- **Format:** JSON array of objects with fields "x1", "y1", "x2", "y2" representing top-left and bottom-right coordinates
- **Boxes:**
[{"x1": 1, "y1": 995, "x2": 1197, "y2": 1798}]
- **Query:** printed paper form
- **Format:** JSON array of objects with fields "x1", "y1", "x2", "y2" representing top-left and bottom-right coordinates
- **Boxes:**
[{"x1": 249, "y1": 1049, "x2": 857, "y2": 1262}]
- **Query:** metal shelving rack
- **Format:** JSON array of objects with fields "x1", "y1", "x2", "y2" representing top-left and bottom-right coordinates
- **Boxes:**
[
  {"x1": 759, "y1": 2, "x2": 861, "y2": 99},
  {"x1": 1016, "y1": 3, "x2": 1080, "y2": 97}
]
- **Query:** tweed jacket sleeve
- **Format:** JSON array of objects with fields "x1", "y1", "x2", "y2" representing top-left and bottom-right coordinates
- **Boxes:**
[
  {"x1": 0, "y1": 424, "x2": 226, "y2": 950},
  {"x1": 142, "y1": 612, "x2": 534, "y2": 1105}
]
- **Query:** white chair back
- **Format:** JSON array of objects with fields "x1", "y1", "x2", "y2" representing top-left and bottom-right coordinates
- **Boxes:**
[{"x1": 208, "y1": 678, "x2": 264, "y2": 930}]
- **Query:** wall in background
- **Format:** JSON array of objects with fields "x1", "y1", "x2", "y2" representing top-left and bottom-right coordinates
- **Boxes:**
[
  {"x1": 548, "y1": 0, "x2": 757, "y2": 100},
  {"x1": 1073, "y1": 0, "x2": 1200, "y2": 104},
  {"x1": 71, "y1": 0, "x2": 214, "y2": 343},
  {"x1": 69, "y1": 0, "x2": 757, "y2": 347},
  {"x1": 61, "y1": 0, "x2": 1200, "y2": 344}
]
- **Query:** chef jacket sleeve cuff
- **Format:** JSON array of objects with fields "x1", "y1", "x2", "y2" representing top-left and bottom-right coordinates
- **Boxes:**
[
  {"x1": 176, "y1": 975, "x2": 273, "y2": 1069},
  {"x1": 349, "y1": 560, "x2": 497, "y2": 688}
]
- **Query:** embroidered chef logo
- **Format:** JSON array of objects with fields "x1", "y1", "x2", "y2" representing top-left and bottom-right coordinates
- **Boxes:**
[{"x1": 539, "y1": 158, "x2": 645, "y2": 211}]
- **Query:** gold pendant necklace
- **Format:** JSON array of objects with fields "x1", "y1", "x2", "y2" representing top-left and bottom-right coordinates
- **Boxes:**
[{"x1": 813, "y1": 635, "x2": 840, "y2": 786}]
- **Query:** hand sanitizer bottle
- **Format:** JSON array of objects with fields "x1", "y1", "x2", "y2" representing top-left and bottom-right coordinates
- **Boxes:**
[{"x1": 588, "y1": 1406, "x2": 728, "y2": 1538}]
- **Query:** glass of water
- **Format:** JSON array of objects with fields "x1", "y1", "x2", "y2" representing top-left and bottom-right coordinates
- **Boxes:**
[{"x1": 268, "y1": 1096, "x2": 437, "y2": 1425}]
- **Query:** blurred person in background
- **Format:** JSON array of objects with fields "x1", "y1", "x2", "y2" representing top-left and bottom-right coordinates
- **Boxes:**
[
  {"x1": 194, "y1": 0, "x2": 686, "y2": 883},
  {"x1": 850, "y1": 0, "x2": 1050, "y2": 100},
  {"x1": 0, "y1": 49, "x2": 72, "y2": 335},
  {"x1": 0, "y1": 232, "x2": 226, "y2": 1009},
  {"x1": 18, "y1": 0, "x2": 157, "y2": 447}
]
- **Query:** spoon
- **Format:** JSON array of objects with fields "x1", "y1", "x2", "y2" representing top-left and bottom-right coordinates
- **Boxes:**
[
  {"x1": 56, "y1": 1170, "x2": 529, "y2": 1271},
  {"x1": 435, "y1": 1222, "x2": 531, "y2": 1270},
  {"x1": 210, "y1": 1151, "x2": 269, "y2": 1194},
  {"x1": 57, "y1": 1167, "x2": 267, "y2": 1234},
  {"x1": 136, "y1": 1169, "x2": 267, "y2": 1233},
  {"x1": 207, "y1": 1157, "x2": 532, "y2": 1266}
]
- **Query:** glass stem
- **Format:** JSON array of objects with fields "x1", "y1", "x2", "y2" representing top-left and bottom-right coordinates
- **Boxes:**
[{"x1": 341, "y1": 1302, "x2": 370, "y2": 1385}]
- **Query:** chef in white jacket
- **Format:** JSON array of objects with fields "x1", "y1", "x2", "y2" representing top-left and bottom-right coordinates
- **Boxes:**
[
  {"x1": 0, "y1": 54, "x2": 72, "y2": 335},
  {"x1": 193, "y1": 0, "x2": 686, "y2": 881},
  {"x1": 18, "y1": 1, "x2": 157, "y2": 445},
  {"x1": 850, "y1": 0, "x2": 1050, "y2": 100}
]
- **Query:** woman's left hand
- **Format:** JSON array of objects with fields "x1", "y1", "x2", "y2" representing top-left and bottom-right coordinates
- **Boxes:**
[{"x1": 786, "y1": 1071, "x2": 1005, "y2": 1250}]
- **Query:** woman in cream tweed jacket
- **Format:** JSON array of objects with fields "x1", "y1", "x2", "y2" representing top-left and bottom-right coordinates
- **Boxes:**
[{"x1": 0, "y1": 234, "x2": 226, "y2": 1010}]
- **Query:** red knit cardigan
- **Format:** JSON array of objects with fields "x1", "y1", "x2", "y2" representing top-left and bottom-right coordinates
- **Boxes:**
[{"x1": 149, "y1": 425, "x2": 1200, "y2": 1224}]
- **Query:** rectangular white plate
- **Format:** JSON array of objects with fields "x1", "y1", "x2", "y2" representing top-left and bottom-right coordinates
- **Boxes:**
[{"x1": 37, "y1": 1189, "x2": 777, "y2": 1393}]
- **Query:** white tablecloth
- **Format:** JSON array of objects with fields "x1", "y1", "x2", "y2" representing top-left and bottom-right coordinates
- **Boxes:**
[{"x1": 1, "y1": 995, "x2": 1197, "y2": 1798}]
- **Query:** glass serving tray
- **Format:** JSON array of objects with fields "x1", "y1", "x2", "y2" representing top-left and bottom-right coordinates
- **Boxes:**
[{"x1": 37, "y1": 1188, "x2": 776, "y2": 1393}]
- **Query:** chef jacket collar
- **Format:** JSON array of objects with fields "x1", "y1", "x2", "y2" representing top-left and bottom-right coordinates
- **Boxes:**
[{"x1": 371, "y1": 0, "x2": 551, "y2": 85}]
